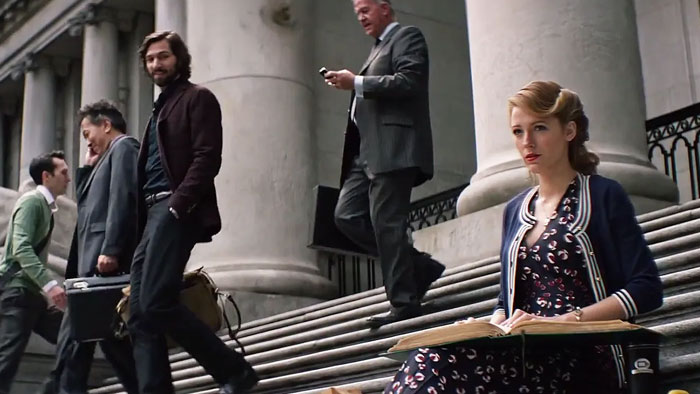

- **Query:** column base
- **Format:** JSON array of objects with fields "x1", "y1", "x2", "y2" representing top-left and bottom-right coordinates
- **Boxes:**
[
  {"x1": 199, "y1": 260, "x2": 337, "y2": 300},
  {"x1": 457, "y1": 161, "x2": 679, "y2": 217}
]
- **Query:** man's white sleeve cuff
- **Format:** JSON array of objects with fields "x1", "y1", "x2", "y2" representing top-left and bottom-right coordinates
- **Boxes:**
[
  {"x1": 354, "y1": 76, "x2": 364, "y2": 98},
  {"x1": 42, "y1": 280, "x2": 58, "y2": 293}
]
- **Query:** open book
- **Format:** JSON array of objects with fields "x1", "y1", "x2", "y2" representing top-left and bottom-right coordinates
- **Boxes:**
[{"x1": 388, "y1": 319, "x2": 645, "y2": 353}]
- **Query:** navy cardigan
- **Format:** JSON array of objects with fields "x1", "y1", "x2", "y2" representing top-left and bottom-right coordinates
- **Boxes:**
[{"x1": 495, "y1": 173, "x2": 663, "y2": 320}]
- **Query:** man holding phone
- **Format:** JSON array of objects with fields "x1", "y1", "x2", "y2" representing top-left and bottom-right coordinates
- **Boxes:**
[
  {"x1": 323, "y1": 0, "x2": 444, "y2": 327},
  {"x1": 45, "y1": 101, "x2": 139, "y2": 394}
]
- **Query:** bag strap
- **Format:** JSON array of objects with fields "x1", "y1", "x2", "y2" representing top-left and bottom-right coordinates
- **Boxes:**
[
  {"x1": 218, "y1": 291, "x2": 246, "y2": 355},
  {"x1": 194, "y1": 267, "x2": 246, "y2": 355}
]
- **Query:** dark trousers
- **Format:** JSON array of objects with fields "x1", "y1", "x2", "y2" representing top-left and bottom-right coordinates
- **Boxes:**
[
  {"x1": 127, "y1": 199, "x2": 248, "y2": 393},
  {"x1": 0, "y1": 287, "x2": 63, "y2": 394},
  {"x1": 334, "y1": 159, "x2": 420, "y2": 311},
  {"x1": 46, "y1": 306, "x2": 138, "y2": 394}
]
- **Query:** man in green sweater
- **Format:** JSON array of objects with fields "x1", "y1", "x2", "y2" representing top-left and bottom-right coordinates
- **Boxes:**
[{"x1": 0, "y1": 150, "x2": 71, "y2": 394}]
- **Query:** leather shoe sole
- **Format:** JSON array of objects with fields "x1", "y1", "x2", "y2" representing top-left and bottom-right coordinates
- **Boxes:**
[
  {"x1": 219, "y1": 364, "x2": 259, "y2": 394},
  {"x1": 366, "y1": 307, "x2": 422, "y2": 328}
]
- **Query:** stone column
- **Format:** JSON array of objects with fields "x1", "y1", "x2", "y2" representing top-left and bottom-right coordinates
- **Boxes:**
[
  {"x1": 20, "y1": 56, "x2": 56, "y2": 181},
  {"x1": 7, "y1": 116, "x2": 21, "y2": 190},
  {"x1": 457, "y1": 0, "x2": 678, "y2": 217},
  {"x1": 79, "y1": 6, "x2": 119, "y2": 158},
  {"x1": 128, "y1": 13, "x2": 154, "y2": 138},
  {"x1": 62, "y1": 61, "x2": 82, "y2": 191},
  {"x1": 186, "y1": 0, "x2": 335, "y2": 305},
  {"x1": 0, "y1": 113, "x2": 5, "y2": 187},
  {"x1": 155, "y1": 0, "x2": 186, "y2": 38}
]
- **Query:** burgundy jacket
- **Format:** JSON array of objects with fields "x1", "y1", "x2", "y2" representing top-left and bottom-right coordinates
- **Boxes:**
[{"x1": 138, "y1": 80, "x2": 223, "y2": 242}]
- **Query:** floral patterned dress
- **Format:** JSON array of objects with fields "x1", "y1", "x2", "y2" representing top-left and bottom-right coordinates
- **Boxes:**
[{"x1": 384, "y1": 179, "x2": 623, "y2": 394}]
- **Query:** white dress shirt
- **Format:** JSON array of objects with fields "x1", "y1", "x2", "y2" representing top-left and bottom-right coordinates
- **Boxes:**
[{"x1": 36, "y1": 185, "x2": 58, "y2": 292}]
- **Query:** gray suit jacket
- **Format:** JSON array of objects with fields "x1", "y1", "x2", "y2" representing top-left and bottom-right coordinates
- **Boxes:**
[
  {"x1": 340, "y1": 24, "x2": 434, "y2": 187},
  {"x1": 66, "y1": 136, "x2": 140, "y2": 278}
]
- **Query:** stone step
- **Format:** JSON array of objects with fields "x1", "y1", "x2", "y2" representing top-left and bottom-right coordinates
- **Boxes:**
[
  {"x1": 186, "y1": 206, "x2": 698, "y2": 351},
  {"x1": 637, "y1": 199, "x2": 700, "y2": 224},
  {"x1": 640, "y1": 205, "x2": 700, "y2": 233},
  {"x1": 102, "y1": 276, "x2": 700, "y2": 394},
  {"x1": 90, "y1": 243, "x2": 700, "y2": 393},
  {"x1": 89, "y1": 200, "x2": 700, "y2": 393},
  {"x1": 255, "y1": 293, "x2": 700, "y2": 394},
  {"x1": 644, "y1": 217, "x2": 700, "y2": 246},
  {"x1": 185, "y1": 290, "x2": 700, "y2": 394},
  {"x1": 169, "y1": 215, "x2": 697, "y2": 362}
]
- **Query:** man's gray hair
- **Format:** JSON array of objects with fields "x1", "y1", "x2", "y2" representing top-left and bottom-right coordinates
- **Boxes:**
[{"x1": 353, "y1": 0, "x2": 395, "y2": 16}]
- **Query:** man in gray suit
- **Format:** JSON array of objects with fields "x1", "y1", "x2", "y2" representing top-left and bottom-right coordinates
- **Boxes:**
[
  {"x1": 46, "y1": 101, "x2": 139, "y2": 393},
  {"x1": 325, "y1": 0, "x2": 445, "y2": 327}
]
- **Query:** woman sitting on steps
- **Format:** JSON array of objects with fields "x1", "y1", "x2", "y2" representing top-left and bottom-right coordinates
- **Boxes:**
[{"x1": 384, "y1": 80, "x2": 663, "y2": 394}]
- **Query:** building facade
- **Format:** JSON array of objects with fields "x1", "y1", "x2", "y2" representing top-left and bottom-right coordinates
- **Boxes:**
[{"x1": 0, "y1": 0, "x2": 699, "y2": 389}]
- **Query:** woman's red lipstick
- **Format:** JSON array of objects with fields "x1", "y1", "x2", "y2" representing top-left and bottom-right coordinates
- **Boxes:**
[{"x1": 525, "y1": 153, "x2": 540, "y2": 162}]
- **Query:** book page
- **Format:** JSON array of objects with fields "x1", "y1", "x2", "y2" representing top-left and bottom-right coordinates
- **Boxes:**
[
  {"x1": 389, "y1": 321, "x2": 506, "y2": 353},
  {"x1": 507, "y1": 319, "x2": 641, "y2": 335}
]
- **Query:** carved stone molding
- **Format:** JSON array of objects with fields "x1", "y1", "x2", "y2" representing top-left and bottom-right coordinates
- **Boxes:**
[
  {"x1": 9, "y1": 52, "x2": 51, "y2": 80},
  {"x1": 68, "y1": 3, "x2": 117, "y2": 37},
  {"x1": 0, "y1": 0, "x2": 49, "y2": 42}
]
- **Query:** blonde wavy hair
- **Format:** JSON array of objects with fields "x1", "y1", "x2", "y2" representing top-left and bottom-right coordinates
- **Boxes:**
[{"x1": 507, "y1": 81, "x2": 599, "y2": 175}]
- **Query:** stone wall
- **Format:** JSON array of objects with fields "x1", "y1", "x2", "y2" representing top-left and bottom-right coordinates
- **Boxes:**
[{"x1": 635, "y1": 0, "x2": 700, "y2": 118}]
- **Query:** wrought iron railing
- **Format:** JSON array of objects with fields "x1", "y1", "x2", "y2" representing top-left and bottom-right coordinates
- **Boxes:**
[
  {"x1": 407, "y1": 184, "x2": 465, "y2": 232},
  {"x1": 324, "y1": 183, "x2": 467, "y2": 297},
  {"x1": 647, "y1": 102, "x2": 700, "y2": 201}
]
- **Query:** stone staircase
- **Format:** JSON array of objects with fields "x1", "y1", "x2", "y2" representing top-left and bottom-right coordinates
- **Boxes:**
[{"x1": 90, "y1": 199, "x2": 700, "y2": 394}]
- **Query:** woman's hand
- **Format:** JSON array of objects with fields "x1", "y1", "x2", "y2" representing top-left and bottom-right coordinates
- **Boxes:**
[
  {"x1": 500, "y1": 309, "x2": 546, "y2": 328},
  {"x1": 489, "y1": 313, "x2": 506, "y2": 325}
]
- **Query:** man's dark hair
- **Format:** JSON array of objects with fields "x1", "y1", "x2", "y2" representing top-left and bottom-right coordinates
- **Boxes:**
[
  {"x1": 78, "y1": 100, "x2": 127, "y2": 133},
  {"x1": 29, "y1": 151, "x2": 65, "y2": 186},
  {"x1": 138, "y1": 30, "x2": 191, "y2": 80}
]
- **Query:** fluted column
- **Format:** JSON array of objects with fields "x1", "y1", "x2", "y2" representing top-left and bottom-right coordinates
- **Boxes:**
[
  {"x1": 155, "y1": 0, "x2": 186, "y2": 38},
  {"x1": 457, "y1": 0, "x2": 678, "y2": 216},
  {"x1": 60, "y1": 60, "x2": 82, "y2": 198},
  {"x1": 77, "y1": 5, "x2": 119, "y2": 158},
  {"x1": 0, "y1": 113, "x2": 5, "y2": 187},
  {"x1": 128, "y1": 13, "x2": 154, "y2": 138},
  {"x1": 186, "y1": 0, "x2": 335, "y2": 299},
  {"x1": 19, "y1": 56, "x2": 56, "y2": 181}
]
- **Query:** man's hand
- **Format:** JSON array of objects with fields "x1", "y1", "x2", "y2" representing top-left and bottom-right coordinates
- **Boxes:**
[
  {"x1": 85, "y1": 146, "x2": 99, "y2": 166},
  {"x1": 324, "y1": 69, "x2": 356, "y2": 90},
  {"x1": 97, "y1": 255, "x2": 119, "y2": 274},
  {"x1": 47, "y1": 285, "x2": 67, "y2": 311}
]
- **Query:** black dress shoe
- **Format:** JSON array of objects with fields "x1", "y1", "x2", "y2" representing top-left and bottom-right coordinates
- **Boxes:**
[
  {"x1": 219, "y1": 363, "x2": 259, "y2": 394},
  {"x1": 415, "y1": 253, "x2": 445, "y2": 301},
  {"x1": 367, "y1": 306, "x2": 422, "y2": 328}
]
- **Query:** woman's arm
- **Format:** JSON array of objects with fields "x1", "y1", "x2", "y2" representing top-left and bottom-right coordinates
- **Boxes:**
[{"x1": 605, "y1": 181, "x2": 663, "y2": 318}]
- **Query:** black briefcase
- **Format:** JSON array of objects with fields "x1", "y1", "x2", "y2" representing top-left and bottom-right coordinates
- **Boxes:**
[{"x1": 64, "y1": 274, "x2": 130, "y2": 342}]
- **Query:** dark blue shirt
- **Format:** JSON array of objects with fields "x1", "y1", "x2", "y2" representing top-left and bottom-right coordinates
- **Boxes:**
[
  {"x1": 143, "y1": 116, "x2": 170, "y2": 194},
  {"x1": 143, "y1": 82, "x2": 181, "y2": 194}
]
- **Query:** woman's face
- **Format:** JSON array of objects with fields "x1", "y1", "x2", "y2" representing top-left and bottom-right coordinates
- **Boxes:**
[{"x1": 510, "y1": 106, "x2": 576, "y2": 175}]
